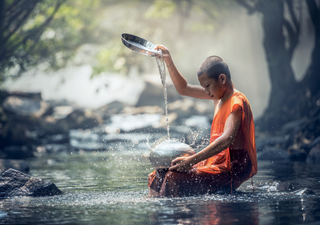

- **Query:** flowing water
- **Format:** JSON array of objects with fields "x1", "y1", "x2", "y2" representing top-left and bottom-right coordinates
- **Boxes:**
[
  {"x1": 1, "y1": 146, "x2": 320, "y2": 225},
  {"x1": 155, "y1": 53, "x2": 170, "y2": 140}
]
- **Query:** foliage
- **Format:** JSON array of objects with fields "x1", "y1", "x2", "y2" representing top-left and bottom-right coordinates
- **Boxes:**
[
  {"x1": 0, "y1": 0, "x2": 235, "y2": 82},
  {"x1": 0, "y1": 0, "x2": 106, "y2": 83}
]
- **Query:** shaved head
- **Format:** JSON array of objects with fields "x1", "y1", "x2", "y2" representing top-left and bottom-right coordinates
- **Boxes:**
[{"x1": 197, "y1": 56, "x2": 231, "y2": 80}]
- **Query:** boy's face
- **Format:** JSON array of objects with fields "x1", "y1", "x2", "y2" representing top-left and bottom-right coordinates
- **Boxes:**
[{"x1": 198, "y1": 72, "x2": 226, "y2": 100}]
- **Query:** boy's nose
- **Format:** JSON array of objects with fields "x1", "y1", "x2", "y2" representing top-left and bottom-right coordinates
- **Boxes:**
[{"x1": 205, "y1": 90, "x2": 209, "y2": 95}]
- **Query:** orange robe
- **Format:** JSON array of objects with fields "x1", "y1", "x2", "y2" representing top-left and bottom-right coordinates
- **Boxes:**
[{"x1": 148, "y1": 92, "x2": 257, "y2": 197}]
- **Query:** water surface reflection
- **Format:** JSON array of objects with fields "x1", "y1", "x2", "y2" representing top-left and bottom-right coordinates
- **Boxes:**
[{"x1": 0, "y1": 149, "x2": 320, "y2": 224}]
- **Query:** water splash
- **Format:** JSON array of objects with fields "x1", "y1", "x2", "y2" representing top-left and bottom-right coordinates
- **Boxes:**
[{"x1": 155, "y1": 52, "x2": 170, "y2": 140}]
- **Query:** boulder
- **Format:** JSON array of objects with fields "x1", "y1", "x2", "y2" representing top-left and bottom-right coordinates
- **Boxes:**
[
  {"x1": 0, "y1": 159, "x2": 29, "y2": 173},
  {"x1": 306, "y1": 145, "x2": 320, "y2": 163},
  {"x1": 0, "y1": 168, "x2": 63, "y2": 198},
  {"x1": 0, "y1": 102, "x2": 43, "y2": 149},
  {"x1": 311, "y1": 136, "x2": 320, "y2": 147},
  {"x1": 52, "y1": 106, "x2": 74, "y2": 119},
  {"x1": 292, "y1": 188, "x2": 315, "y2": 195},
  {"x1": 257, "y1": 147, "x2": 290, "y2": 160},
  {"x1": 2, "y1": 96, "x2": 49, "y2": 117},
  {"x1": 288, "y1": 147, "x2": 308, "y2": 161},
  {"x1": 285, "y1": 117, "x2": 320, "y2": 159},
  {"x1": 255, "y1": 181, "x2": 293, "y2": 192},
  {"x1": 54, "y1": 109, "x2": 102, "y2": 133}
]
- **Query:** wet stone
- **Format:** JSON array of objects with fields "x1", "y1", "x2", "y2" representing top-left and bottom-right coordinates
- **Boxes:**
[
  {"x1": 288, "y1": 148, "x2": 308, "y2": 161},
  {"x1": 306, "y1": 145, "x2": 320, "y2": 163},
  {"x1": 255, "y1": 181, "x2": 293, "y2": 192},
  {"x1": 311, "y1": 136, "x2": 320, "y2": 147},
  {"x1": 292, "y1": 188, "x2": 315, "y2": 196},
  {"x1": 2, "y1": 96, "x2": 49, "y2": 117},
  {"x1": 0, "y1": 168, "x2": 63, "y2": 198}
]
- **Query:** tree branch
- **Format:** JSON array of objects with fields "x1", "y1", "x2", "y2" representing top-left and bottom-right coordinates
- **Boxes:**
[
  {"x1": 283, "y1": 19, "x2": 299, "y2": 61},
  {"x1": 6, "y1": 0, "x2": 65, "y2": 61},
  {"x1": 5, "y1": 0, "x2": 22, "y2": 16},
  {"x1": 3, "y1": 0, "x2": 39, "y2": 32},
  {"x1": 3, "y1": 1, "x2": 40, "y2": 44},
  {"x1": 285, "y1": 0, "x2": 300, "y2": 34}
]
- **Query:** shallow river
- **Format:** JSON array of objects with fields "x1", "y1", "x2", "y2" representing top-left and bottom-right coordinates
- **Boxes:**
[{"x1": 1, "y1": 142, "x2": 320, "y2": 224}]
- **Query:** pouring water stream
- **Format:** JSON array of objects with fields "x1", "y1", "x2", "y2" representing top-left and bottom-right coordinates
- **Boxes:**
[{"x1": 155, "y1": 51, "x2": 170, "y2": 140}]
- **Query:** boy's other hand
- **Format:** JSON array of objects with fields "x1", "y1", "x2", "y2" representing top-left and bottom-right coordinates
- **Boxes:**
[{"x1": 169, "y1": 156, "x2": 193, "y2": 172}]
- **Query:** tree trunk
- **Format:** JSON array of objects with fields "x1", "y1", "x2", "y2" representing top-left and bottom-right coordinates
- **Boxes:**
[
  {"x1": 261, "y1": 1, "x2": 297, "y2": 110},
  {"x1": 302, "y1": 0, "x2": 320, "y2": 95},
  {"x1": 253, "y1": 0, "x2": 297, "y2": 131}
]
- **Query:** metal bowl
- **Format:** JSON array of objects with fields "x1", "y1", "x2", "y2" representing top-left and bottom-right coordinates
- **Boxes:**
[
  {"x1": 121, "y1": 33, "x2": 161, "y2": 57},
  {"x1": 149, "y1": 140, "x2": 195, "y2": 169}
]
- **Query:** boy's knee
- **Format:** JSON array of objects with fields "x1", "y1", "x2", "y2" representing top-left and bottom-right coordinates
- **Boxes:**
[
  {"x1": 165, "y1": 171, "x2": 175, "y2": 178},
  {"x1": 165, "y1": 171, "x2": 181, "y2": 181}
]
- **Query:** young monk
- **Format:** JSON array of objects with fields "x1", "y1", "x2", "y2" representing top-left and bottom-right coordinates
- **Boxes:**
[{"x1": 148, "y1": 45, "x2": 258, "y2": 197}]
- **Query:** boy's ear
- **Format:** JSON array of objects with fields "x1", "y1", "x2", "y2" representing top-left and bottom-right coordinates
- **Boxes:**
[{"x1": 219, "y1": 74, "x2": 227, "y2": 84}]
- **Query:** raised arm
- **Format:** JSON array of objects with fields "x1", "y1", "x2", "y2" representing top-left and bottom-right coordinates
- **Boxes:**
[{"x1": 155, "y1": 45, "x2": 212, "y2": 100}]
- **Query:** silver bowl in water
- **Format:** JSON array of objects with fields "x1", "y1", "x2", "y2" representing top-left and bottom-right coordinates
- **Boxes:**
[
  {"x1": 149, "y1": 140, "x2": 195, "y2": 169},
  {"x1": 121, "y1": 33, "x2": 161, "y2": 57}
]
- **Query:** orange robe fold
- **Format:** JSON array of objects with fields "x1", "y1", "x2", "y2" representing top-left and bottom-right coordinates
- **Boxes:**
[{"x1": 148, "y1": 92, "x2": 257, "y2": 197}]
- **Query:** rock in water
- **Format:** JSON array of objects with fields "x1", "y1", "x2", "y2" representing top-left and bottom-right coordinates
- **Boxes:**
[
  {"x1": 292, "y1": 188, "x2": 315, "y2": 196},
  {"x1": 0, "y1": 168, "x2": 63, "y2": 198},
  {"x1": 149, "y1": 140, "x2": 195, "y2": 169},
  {"x1": 2, "y1": 96, "x2": 49, "y2": 117},
  {"x1": 307, "y1": 144, "x2": 320, "y2": 163},
  {"x1": 255, "y1": 181, "x2": 293, "y2": 192}
]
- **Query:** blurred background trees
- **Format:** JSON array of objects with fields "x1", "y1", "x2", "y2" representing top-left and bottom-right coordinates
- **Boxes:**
[
  {"x1": 0, "y1": 0, "x2": 110, "y2": 83},
  {"x1": 0, "y1": 0, "x2": 232, "y2": 81},
  {"x1": 1, "y1": 0, "x2": 319, "y2": 132}
]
